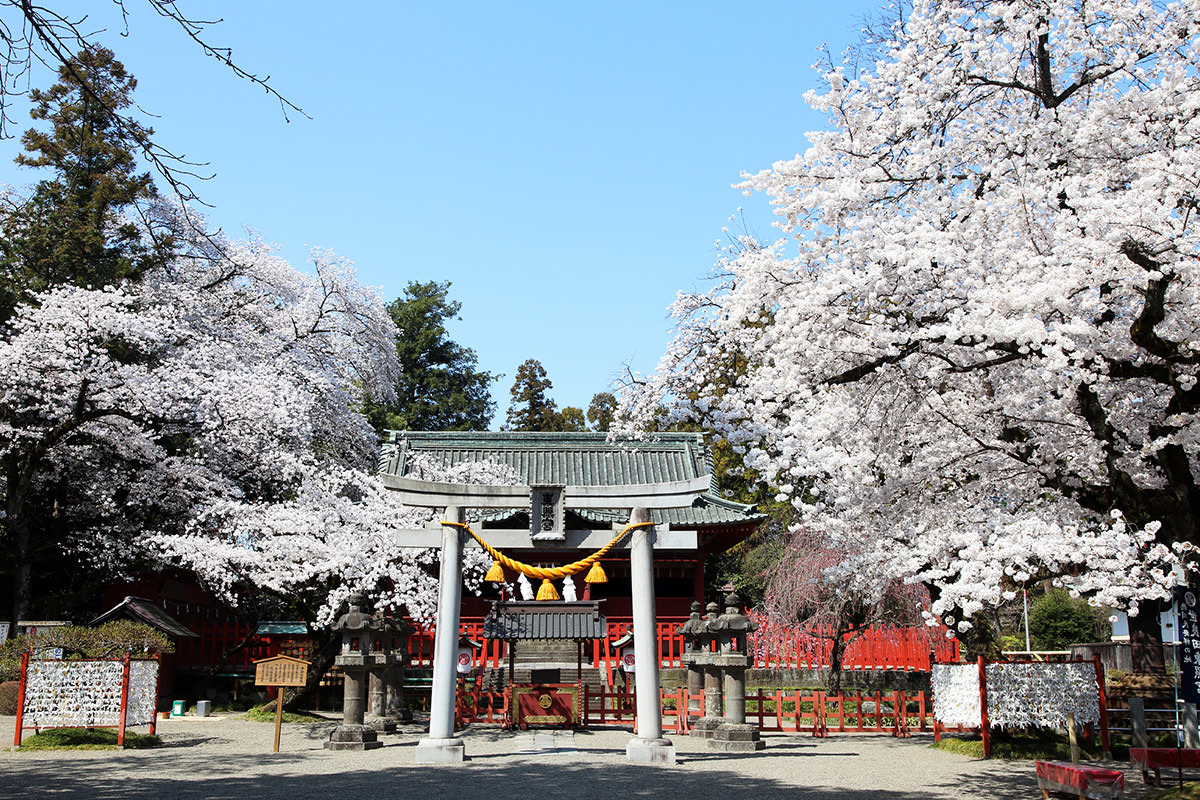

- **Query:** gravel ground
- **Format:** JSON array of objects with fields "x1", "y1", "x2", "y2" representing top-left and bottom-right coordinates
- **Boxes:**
[{"x1": 0, "y1": 714, "x2": 1158, "y2": 800}]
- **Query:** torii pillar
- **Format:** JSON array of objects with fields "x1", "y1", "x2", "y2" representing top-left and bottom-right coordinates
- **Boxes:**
[
  {"x1": 626, "y1": 506, "x2": 676, "y2": 764},
  {"x1": 414, "y1": 506, "x2": 466, "y2": 763}
]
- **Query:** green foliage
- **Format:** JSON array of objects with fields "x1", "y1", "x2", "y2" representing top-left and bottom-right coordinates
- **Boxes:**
[
  {"x1": 365, "y1": 280, "x2": 496, "y2": 432},
  {"x1": 242, "y1": 704, "x2": 323, "y2": 723},
  {"x1": 559, "y1": 406, "x2": 587, "y2": 431},
  {"x1": 504, "y1": 358, "x2": 563, "y2": 431},
  {"x1": 0, "y1": 45, "x2": 169, "y2": 321},
  {"x1": 17, "y1": 728, "x2": 159, "y2": 750},
  {"x1": 587, "y1": 392, "x2": 617, "y2": 432},
  {"x1": 0, "y1": 621, "x2": 174, "y2": 682},
  {"x1": 1029, "y1": 588, "x2": 1104, "y2": 649}
]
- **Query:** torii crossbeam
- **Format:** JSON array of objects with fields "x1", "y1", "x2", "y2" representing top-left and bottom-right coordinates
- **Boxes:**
[{"x1": 388, "y1": 475, "x2": 709, "y2": 765}]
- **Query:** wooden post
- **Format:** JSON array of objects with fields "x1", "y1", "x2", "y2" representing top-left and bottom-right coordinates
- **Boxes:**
[
  {"x1": 274, "y1": 690, "x2": 284, "y2": 753},
  {"x1": 13, "y1": 651, "x2": 29, "y2": 747},
  {"x1": 1092, "y1": 654, "x2": 1111, "y2": 758},
  {"x1": 149, "y1": 654, "x2": 159, "y2": 737},
  {"x1": 117, "y1": 651, "x2": 132, "y2": 748},
  {"x1": 1130, "y1": 697, "x2": 1149, "y2": 749},
  {"x1": 977, "y1": 655, "x2": 991, "y2": 758},
  {"x1": 1067, "y1": 711, "x2": 1079, "y2": 764}
]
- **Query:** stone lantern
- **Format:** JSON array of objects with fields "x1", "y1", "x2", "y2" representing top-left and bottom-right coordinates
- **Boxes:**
[
  {"x1": 707, "y1": 591, "x2": 763, "y2": 752},
  {"x1": 678, "y1": 601, "x2": 711, "y2": 723},
  {"x1": 326, "y1": 594, "x2": 392, "y2": 751},
  {"x1": 368, "y1": 615, "x2": 414, "y2": 730}
]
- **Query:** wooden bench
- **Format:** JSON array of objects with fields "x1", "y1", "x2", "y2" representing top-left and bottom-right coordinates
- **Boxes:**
[
  {"x1": 1129, "y1": 747, "x2": 1200, "y2": 787},
  {"x1": 1035, "y1": 760, "x2": 1124, "y2": 799}
]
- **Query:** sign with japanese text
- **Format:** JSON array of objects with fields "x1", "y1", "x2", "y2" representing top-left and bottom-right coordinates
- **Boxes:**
[
  {"x1": 254, "y1": 655, "x2": 310, "y2": 687},
  {"x1": 1176, "y1": 585, "x2": 1200, "y2": 705}
]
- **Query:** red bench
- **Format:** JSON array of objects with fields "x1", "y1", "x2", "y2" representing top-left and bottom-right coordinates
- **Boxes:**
[
  {"x1": 1035, "y1": 760, "x2": 1124, "y2": 799},
  {"x1": 1129, "y1": 747, "x2": 1200, "y2": 787}
]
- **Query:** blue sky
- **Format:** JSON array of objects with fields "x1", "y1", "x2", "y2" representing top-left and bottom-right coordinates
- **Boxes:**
[{"x1": 0, "y1": 1, "x2": 883, "y2": 426}]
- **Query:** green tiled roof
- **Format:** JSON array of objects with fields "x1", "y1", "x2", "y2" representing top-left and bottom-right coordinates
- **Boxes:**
[{"x1": 380, "y1": 431, "x2": 760, "y2": 529}]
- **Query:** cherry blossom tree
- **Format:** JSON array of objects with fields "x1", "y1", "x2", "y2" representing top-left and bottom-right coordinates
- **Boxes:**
[
  {"x1": 763, "y1": 525, "x2": 928, "y2": 692},
  {"x1": 620, "y1": 0, "x2": 1200, "y2": 647},
  {"x1": 0, "y1": 209, "x2": 401, "y2": 622}
]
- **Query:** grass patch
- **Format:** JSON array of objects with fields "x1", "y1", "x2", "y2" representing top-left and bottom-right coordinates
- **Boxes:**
[
  {"x1": 242, "y1": 705, "x2": 324, "y2": 724},
  {"x1": 17, "y1": 728, "x2": 159, "y2": 750},
  {"x1": 932, "y1": 729, "x2": 1101, "y2": 761}
]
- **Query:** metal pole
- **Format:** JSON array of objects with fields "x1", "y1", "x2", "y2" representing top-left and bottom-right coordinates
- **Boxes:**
[{"x1": 1023, "y1": 589, "x2": 1031, "y2": 652}]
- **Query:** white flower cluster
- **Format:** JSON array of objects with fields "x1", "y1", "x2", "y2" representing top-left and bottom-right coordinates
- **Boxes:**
[
  {"x1": 22, "y1": 659, "x2": 158, "y2": 729},
  {"x1": 932, "y1": 662, "x2": 1100, "y2": 729}
]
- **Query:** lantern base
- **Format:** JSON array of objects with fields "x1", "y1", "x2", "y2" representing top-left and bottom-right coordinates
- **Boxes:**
[
  {"x1": 709, "y1": 722, "x2": 765, "y2": 752},
  {"x1": 324, "y1": 724, "x2": 383, "y2": 751}
]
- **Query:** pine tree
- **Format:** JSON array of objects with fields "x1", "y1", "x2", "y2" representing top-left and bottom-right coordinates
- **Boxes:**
[
  {"x1": 0, "y1": 46, "x2": 171, "y2": 322},
  {"x1": 504, "y1": 359, "x2": 562, "y2": 431},
  {"x1": 365, "y1": 281, "x2": 495, "y2": 432}
]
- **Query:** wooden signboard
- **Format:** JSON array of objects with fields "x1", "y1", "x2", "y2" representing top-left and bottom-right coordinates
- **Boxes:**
[
  {"x1": 255, "y1": 655, "x2": 309, "y2": 688},
  {"x1": 253, "y1": 655, "x2": 311, "y2": 752}
]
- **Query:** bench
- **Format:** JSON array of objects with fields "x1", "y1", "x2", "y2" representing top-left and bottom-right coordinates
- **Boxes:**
[
  {"x1": 1035, "y1": 760, "x2": 1124, "y2": 800},
  {"x1": 1129, "y1": 747, "x2": 1200, "y2": 787}
]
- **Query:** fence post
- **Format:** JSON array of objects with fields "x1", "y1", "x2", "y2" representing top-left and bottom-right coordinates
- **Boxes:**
[
  {"x1": 1092, "y1": 654, "x2": 1111, "y2": 758},
  {"x1": 117, "y1": 651, "x2": 132, "y2": 748},
  {"x1": 1130, "y1": 696, "x2": 1149, "y2": 749},
  {"x1": 13, "y1": 651, "x2": 29, "y2": 747},
  {"x1": 977, "y1": 655, "x2": 991, "y2": 758}
]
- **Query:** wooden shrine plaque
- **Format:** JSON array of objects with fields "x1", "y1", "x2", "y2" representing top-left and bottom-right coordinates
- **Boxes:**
[{"x1": 254, "y1": 655, "x2": 310, "y2": 687}]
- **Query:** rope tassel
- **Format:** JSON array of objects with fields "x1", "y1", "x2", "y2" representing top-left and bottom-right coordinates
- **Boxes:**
[
  {"x1": 536, "y1": 579, "x2": 560, "y2": 601},
  {"x1": 484, "y1": 560, "x2": 506, "y2": 583},
  {"x1": 585, "y1": 561, "x2": 608, "y2": 584}
]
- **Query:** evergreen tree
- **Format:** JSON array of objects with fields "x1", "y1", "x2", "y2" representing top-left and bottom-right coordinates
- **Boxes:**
[
  {"x1": 559, "y1": 406, "x2": 587, "y2": 432},
  {"x1": 587, "y1": 392, "x2": 617, "y2": 432},
  {"x1": 365, "y1": 281, "x2": 495, "y2": 432},
  {"x1": 0, "y1": 46, "x2": 169, "y2": 321},
  {"x1": 504, "y1": 358, "x2": 562, "y2": 431}
]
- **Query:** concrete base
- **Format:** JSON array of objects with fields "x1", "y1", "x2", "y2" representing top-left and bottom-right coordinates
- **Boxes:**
[
  {"x1": 414, "y1": 736, "x2": 466, "y2": 763},
  {"x1": 626, "y1": 736, "x2": 676, "y2": 764},
  {"x1": 709, "y1": 722, "x2": 765, "y2": 752},
  {"x1": 324, "y1": 724, "x2": 383, "y2": 751},
  {"x1": 689, "y1": 716, "x2": 726, "y2": 739}
]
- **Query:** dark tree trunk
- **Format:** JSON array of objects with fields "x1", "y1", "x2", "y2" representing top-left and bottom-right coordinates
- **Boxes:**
[{"x1": 1130, "y1": 601, "x2": 1167, "y2": 674}]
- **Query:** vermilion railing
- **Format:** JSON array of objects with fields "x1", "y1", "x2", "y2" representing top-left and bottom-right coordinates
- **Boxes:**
[{"x1": 407, "y1": 615, "x2": 957, "y2": 673}]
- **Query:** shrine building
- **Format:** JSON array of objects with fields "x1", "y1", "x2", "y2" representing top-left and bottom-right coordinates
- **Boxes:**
[{"x1": 379, "y1": 430, "x2": 763, "y2": 628}]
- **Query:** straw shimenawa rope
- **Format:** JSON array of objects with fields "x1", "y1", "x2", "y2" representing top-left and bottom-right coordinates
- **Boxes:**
[{"x1": 439, "y1": 519, "x2": 653, "y2": 580}]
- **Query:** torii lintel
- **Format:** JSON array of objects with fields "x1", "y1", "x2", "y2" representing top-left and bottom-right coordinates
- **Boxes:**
[{"x1": 380, "y1": 473, "x2": 712, "y2": 510}]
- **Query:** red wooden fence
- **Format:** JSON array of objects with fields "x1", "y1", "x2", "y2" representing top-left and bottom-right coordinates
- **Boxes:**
[{"x1": 408, "y1": 615, "x2": 957, "y2": 674}]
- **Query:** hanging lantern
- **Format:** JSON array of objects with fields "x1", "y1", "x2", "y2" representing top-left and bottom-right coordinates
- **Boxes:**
[{"x1": 585, "y1": 561, "x2": 608, "y2": 584}]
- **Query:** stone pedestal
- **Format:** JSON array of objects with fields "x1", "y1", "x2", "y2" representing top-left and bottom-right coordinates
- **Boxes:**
[
  {"x1": 325, "y1": 723, "x2": 382, "y2": 751},
  {"x1": 415, "y1": 736, "x2": 465, "y2": 763},
  {"x1": 710, "y1": 722, "x2": 765, "y2": 752},
  {"x1": 690, "y1": 716, "x2": 725, "y2": 740},
  {"x1": 626, "y1": 736, "x2": 676, "y2": 764}
]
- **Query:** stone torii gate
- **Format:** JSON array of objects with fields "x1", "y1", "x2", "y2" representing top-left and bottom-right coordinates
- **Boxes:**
[{"x1": 386, "y1": 473, "x2": 711, "y2": 765}]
